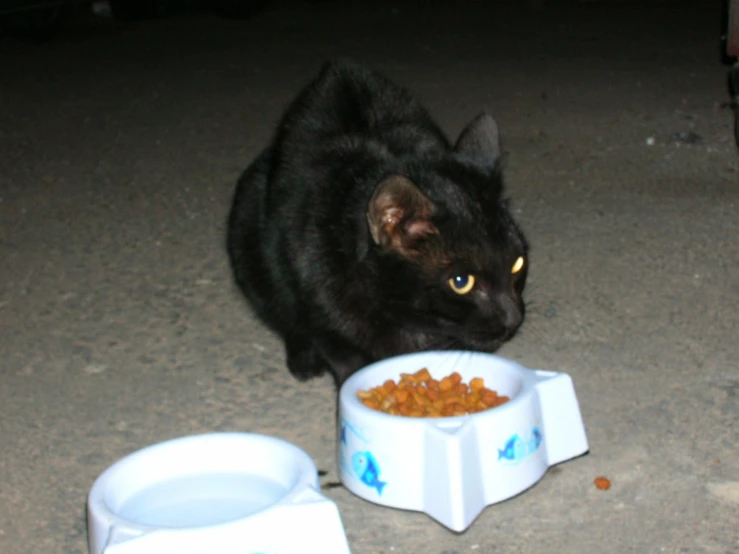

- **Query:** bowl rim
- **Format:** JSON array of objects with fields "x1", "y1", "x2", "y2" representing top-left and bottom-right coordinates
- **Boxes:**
[{"x1": 89, "y1": 432, "x2": 318, "y2": 527}]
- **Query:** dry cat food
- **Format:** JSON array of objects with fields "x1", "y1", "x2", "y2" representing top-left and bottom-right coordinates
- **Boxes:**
[
  {"x1": 593, "y1": 476, "x2": 611, "y2": 490},
  {"x1": 357, "y1": 368, "x2": 510, "y2": 417}
]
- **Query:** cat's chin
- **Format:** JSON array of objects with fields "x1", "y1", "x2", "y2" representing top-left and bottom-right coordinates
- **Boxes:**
[
  {"x1": 404, "y1": 322, "x2": 522, "y2": 355},
  {"x1": 455, "y1": 340, "x2": 505, "y2": 355},
  {"x1": 449, "y1": 327, "x2": 523, "y2": 354}
]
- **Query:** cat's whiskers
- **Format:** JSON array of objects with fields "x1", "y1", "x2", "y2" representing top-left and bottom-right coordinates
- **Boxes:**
[
  {"x1": 423, "y1": 349, "x2": 472, "y2": 380},
  {"x1": 509, "y1": 284, "x2": 549, "y2": 345}
]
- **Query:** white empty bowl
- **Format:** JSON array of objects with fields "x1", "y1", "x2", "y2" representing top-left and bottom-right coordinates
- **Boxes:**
[
  {"x1": 88, "y1": 433, "x2": 351, "y2": 554},
  {"x1": 338, "y1": 351, "x2": 589, "y2": 532}
]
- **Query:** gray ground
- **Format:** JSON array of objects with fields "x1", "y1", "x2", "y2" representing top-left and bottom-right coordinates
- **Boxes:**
[{"x1": 1, "y1": 0, "x2": 738, "y2": 552}]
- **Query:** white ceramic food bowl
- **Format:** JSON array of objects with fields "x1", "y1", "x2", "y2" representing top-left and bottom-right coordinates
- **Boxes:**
[
  {"x1": 338, "y1": 351, "x2": 589, "y2": 532},
  {"x1": 88, "y1": 433, "x2": 351, "y2": 554}
]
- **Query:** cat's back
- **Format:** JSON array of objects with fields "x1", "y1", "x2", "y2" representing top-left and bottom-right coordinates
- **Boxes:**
[{"x1": 276, "y1": 60, "x2": 449, "y2": 155}]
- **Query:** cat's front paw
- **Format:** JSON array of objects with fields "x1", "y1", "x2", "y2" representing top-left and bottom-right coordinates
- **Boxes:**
[{"x1": 285, "y1": 339, "x2": 328, "y2": 381}]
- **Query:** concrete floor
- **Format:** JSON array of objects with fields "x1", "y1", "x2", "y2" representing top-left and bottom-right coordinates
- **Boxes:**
[{"x1": 1, "y1": 0, "x2": 738, "y2": 552}]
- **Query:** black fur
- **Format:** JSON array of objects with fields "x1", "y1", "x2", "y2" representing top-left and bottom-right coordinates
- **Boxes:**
[{"x1": 227, "y1": 60, "x2": 528, "y2": 385}]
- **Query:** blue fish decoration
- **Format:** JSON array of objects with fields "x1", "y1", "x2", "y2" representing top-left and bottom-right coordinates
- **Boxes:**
[
  {"x1": 351, "y1": 451, "x2": 387, "y2": 495},
  {"x1": 532, "y1": 427, "x2": 543, "y2": 449},
  {"x1": 498, "y1": 428, "x2": 543, "y2": 464},
  {"x1": 498, "y1": 434, "x2": 525, "y2": 461}
]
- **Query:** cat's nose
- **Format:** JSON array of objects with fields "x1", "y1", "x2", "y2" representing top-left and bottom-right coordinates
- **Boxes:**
[{"x1": 496, "y1": 293, "x2": 522, "y2": 331}]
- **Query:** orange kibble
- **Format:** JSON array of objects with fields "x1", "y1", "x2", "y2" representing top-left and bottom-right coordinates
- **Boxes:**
[
  {"x1": 594, "y1": 476, "x2": 611, "y2": 490},
  {"x1": 357, "y1": 370, "x2": 509, "y2": 418},
  {"x1": 438, "y1": 377, "x2": 453, "y2": 392},
  {"x1": 394, "y1": 388, "x2": 409, "y2": 404},
  {"x1": 411, "y1": 391, "x2": 426, "y2": 407},
  {"x1": 481, "y1": 390, "x2": 498, "y2": 406},
  {"x1": 414, "y1": 368, "x2": 432, "y2": 382}
]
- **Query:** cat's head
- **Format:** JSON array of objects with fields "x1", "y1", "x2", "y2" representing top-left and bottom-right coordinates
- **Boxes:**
[{"x1": 366, "y1": 113, "x2": 528, "y2": 352}]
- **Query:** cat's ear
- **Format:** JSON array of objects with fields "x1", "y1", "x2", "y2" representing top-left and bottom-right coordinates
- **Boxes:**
[
  {"x1": 454, "y1": 112, "x2": 502, "y2": 169},
  {"x1": 366, "y1": 175, "x2": 437, "y2": 251}
]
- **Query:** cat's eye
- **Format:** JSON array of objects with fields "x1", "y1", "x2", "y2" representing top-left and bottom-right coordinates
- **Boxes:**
[
  {"x1": 511, "y1": 256, "x2": 525, "y2": 275},
  {"x1": 448, "y1": 275, "x2": 476, "y2": 295}
]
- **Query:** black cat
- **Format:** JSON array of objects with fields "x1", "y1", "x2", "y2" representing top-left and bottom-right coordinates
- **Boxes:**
[{"x1": 227, "y1": 60, "x2": 528, "y2": 385}]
